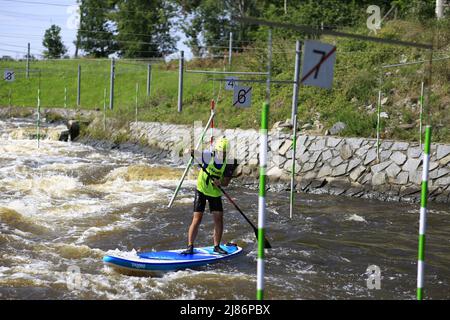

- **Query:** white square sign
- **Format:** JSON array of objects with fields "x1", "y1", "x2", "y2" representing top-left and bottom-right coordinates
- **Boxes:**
[
  {"x1": 4, "y1": 69, "x2": 15, "y2": 82},
  {"x1": 232, "y1": 86, "x2": 252, "y2": 108},
  {"x1": 301, "y1": 40, "x2": 336, "y2": 89},
  {"x1": 225, "y1": 76, "x2": 239, "y2": 91}
]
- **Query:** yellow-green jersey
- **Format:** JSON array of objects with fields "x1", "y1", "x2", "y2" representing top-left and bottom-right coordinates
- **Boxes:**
[{"x1": 196, "y1": 151, "x2": 235, "y2": 197}]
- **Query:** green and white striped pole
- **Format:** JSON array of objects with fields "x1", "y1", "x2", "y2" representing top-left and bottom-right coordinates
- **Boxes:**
[
  {"x1": 257, "y1": 101, "x2": 269, "y2": 301},
  {"x1": 36, "y1": 88, "x2": 41, "y2": 148},
  {"x1": 417, "y1": 125, "x2": 431, "y2": 300},
  {"x1": 257, "y1": 28, "x2": 272, "y2": 301},
  {"x1": 290, "y1": 114, "x2": 298, "y2": 219},
  {"x1": 419, "y1": 82, "x2": 424, "y2": 147}
]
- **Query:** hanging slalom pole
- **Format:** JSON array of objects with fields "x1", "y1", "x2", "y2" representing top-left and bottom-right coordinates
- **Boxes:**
[
  {"x1": 210, "y1": 99, "x2": 215, "y2": 151},
  {"x1": 290, "y1": 40, "x2": 302, "y2": 219},
  {"x1": 167, "y1": 111, "x2": 215, "y2": 208},
  {"x1": 257, "y1": 28, "x2": 272, "y2": 302},
  {"x1": 417, "y1": 126, "x2": 432, "y2": 300},
  {"x1": 419, "y1": 81, "x2": 425, "y2": 147},
  {"x1": 290, "y1": 114, "x2": 298, "y2": 219}
]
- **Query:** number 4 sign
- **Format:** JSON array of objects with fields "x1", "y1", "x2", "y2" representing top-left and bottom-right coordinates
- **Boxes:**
[
  {"x1": 301, "y1": 40, "x2": 336, "y2": 89},
  {"x1": 225, "y1": 76, "x2": 239, "y2": 91}
]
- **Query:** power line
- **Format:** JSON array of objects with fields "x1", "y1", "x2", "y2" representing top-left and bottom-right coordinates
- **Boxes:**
[
  {"x1": 0, "y1": 0, "x2": 174, "y2": 15},
  {"x1": 0, "y1": 0, "x2": 70, "y2": 7}
]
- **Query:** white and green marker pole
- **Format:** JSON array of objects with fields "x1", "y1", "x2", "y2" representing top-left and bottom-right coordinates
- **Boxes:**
[
  {"x1": 419, "y1": 82, "x2": 424, "y2": 147},
  {"x1": 258, "y1": 101, "x2": 269, "y2": 301},
  {"x1": 36, "y1": 89, "x2": 41, "y2": 148},
  {"x1": 257, "y1": 28, "x2": 272, "y2": 301},
  {"x1": 167, "y1": 111, "x2": 215, "y2": 208},
  {"x1": 417, "y1": 125, "x2": 431, "y2": 301},
  {"x1": 290, "y1": 114, "x2": 298, "y2": 219}
]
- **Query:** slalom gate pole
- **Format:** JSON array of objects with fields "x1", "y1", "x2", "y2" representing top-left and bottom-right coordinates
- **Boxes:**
[
  {"x1": 417, "y1": 126, "x2": 431, "y2": 300},
  {"x1": 210, "y1": 99, "x2": 215, "y2": 151},
  {"x1": 167, "y1": 111, "x2": 215, "y2": 208},
  {"x1": 289, "y1": 114, "x2": 298, "y2": 219}
]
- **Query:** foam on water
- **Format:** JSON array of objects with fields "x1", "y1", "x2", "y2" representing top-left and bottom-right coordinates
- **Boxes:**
[{"x1": 345, "y1": 214, "x2": 367, "y2": 223}]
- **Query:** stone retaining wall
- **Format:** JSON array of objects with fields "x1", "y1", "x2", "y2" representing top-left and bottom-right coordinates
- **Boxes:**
[{"x1": 129, "y1": 121, "x2": 450, "y2": 204}]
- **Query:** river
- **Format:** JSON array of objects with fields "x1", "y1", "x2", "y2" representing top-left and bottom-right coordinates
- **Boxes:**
[{"x1": 1, "y1": 117, "x2": 449, "y2": 300}]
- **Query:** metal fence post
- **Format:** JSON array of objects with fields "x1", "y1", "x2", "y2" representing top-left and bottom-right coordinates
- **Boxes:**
[
  {"x1": 147, "y1": 64, "x2": 152, "y2": 97},
  {"x1": 26, "y1": 43, "x2": 30, "y2": 79},
  {"x1": 77, "y1": 64, "x2": 81, "y2": 106},
  {"x1": 229, "y1": 32, "x2": 233, "y2": 69},
  {"x1": 178, "y1": 51, "x2": 184, "y2": 113},
  {"x1": 110, "y1": 58, "x2": 115, "y2": 110}
]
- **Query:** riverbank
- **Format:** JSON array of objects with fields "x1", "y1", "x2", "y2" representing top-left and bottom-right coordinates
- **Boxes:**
[
  {"x1": 3, "y1": 106, "x2": 446, "y2": 204},
  {"x1": 122, "y1": 120, "x2": 450, "y2": 204}
]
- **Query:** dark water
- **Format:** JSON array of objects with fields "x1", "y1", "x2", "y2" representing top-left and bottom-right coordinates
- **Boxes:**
[{"x1": 1, "y1": 118, "x2": 450, "y2": 300}]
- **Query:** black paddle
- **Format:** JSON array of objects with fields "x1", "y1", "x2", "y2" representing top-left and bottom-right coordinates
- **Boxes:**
[{"x1": 192, "y1": 153, "x2": 272, "y2": 249}]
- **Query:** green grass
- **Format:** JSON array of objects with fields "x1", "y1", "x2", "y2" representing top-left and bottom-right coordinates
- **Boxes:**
[{"x1": 1, "y1": 19, "x2": 449, "y2": 143}]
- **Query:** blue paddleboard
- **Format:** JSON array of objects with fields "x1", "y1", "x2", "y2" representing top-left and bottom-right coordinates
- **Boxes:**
[{"x1": 103, "y1": 243, "x2": 243, "y2": 273}]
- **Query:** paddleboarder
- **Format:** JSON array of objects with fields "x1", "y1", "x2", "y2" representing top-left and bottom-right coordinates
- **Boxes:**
[{"x1": 182, "y1": 137, "x2": 237, "y2": 255}]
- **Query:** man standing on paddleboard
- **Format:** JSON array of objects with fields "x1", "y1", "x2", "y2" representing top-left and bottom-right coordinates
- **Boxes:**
[{"x1": 182, "y1": 136, "x2": 237, "y2": 255}]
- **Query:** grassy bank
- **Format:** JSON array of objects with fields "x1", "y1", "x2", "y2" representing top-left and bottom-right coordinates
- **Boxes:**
[{"x1": 1, "y1": 20, "x2": 449, "y2": 143}]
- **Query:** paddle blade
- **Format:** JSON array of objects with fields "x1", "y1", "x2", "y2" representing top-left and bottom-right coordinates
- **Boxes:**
[
  {"x1": 254, "y1": 229, "x2": 272, "y2": 249},
  {"x1": 263, "y1": 238, "x2": 272, "y2": 249}
]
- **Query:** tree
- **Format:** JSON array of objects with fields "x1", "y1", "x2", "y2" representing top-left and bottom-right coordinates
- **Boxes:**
[
  {"x1": 176, "y1": 0, "x2": 266, "y2": 57},
  {"x1": 76, "y1": 0, "x2": 117, "y2": 57},
  {"x1": 42, "y1": 25, "x2": 67, "y2": 59},
  {"x1": 110, "y1": 0, "x2": 177, "y2": 58}
]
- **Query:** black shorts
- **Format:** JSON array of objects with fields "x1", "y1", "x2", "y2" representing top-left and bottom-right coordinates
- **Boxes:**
[{"x1": 193, "y1": 189, "x2": 223, "y2": 213}]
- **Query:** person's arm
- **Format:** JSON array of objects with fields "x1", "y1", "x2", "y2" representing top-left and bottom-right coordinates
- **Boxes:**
[
  {"x1": 220, "y1": 177, "x2": 231, "y2": 187},
  {"x1": 218, "y1": 160, "x2": 237, "y2": 187}
]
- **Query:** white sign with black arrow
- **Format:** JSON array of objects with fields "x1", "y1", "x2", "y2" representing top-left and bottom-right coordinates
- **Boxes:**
[{"x1": 301, "y1": 40, "x2": 336, "y2": 89}]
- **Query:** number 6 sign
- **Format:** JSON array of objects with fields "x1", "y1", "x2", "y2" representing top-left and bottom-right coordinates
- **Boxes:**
[{"x1": 233, "y1": 86, "x2": 252, "y2": 108}]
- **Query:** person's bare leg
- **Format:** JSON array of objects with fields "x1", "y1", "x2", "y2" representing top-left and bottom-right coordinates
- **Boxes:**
[
  {"x1": 187, "y1": 212, "x2": 203, "y2": 246},
  {"x1": 212, "y1": 211, "x2": 223, "y2": 247}
]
